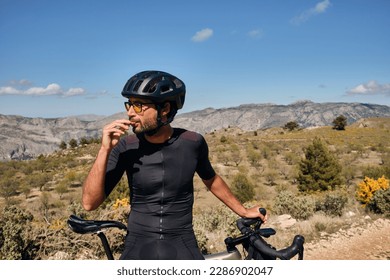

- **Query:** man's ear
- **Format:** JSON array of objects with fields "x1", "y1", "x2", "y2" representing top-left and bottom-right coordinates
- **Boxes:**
[{"x1": 161, "y1": 102, "x2": 171, "y2": 116}]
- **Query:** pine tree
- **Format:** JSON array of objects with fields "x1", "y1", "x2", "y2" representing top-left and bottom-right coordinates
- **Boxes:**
[
  {"x1": 297, "y1": 137, "x2": 343, "y2": 192},
  {"x1": 68, "y1": 138, "x2": 78, "y2": 148},
  {"x1": 284, "y1": 121, "x2": 300, "y2": 131},
  {"x1": 59, "y1": 141, "x2": 67, "y2": 150},
  {"x1": 332, "y1": 115, "x2": 347, "y2": 130}
]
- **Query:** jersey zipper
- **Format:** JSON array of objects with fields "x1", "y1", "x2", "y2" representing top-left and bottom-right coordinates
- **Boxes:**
[{"x1": 159, "y1": 149, "x2": 165, "y2": 240}]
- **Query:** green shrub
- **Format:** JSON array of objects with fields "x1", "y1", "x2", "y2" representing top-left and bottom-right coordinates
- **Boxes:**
[
  {"x1": 273, "y1": 191, "x2": 315, "y2": 220},
  {"x1": 193, "y1": 205, "x2": 239, "y2": 254},
  {"x1": 231, "y1": 173, "x2": 255, "y2": 203},
  {"x1": 0, "y1": 206, "x2": 35, "y2": 260},
  {"x1": 220, "y1": 136, "x2": 228, "y2": 143},
  {"x1": 367, "y1": 188, "x2": 390, "y2": 217},
  {"x1": 362, "y1": 165, "x2": 390, "y2": 180},
  {"x1": 315, "y1": 192, "x2": 348, "y2": 217}
]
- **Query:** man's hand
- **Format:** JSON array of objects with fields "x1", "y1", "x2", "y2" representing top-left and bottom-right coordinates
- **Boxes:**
[
  {"x1": 101, "y1": 119, "x2": 131, "y2": 151},
  {"x1": 242, "y1": 206, "x2": 268, "y2": 223}
]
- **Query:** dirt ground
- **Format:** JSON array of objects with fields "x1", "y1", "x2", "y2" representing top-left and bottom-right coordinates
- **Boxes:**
[{"x1": 303, "y1": 217, "x2": 390, "y2": 260}]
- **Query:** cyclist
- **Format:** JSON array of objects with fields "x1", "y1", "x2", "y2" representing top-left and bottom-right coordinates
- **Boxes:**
[{"x1": 81, "y1": 70, "x2": 266, "y2": 260}]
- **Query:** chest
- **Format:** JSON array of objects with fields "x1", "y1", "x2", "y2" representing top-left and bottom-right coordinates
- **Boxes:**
[{"x1": 126, "y1": 142, "x2": 198, "y2": 197}]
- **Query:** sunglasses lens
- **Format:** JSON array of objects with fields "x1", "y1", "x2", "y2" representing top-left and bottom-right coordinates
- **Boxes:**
[
  {"x1": 124, "y1": 101, "x2": 149, "y2": 113},
  {"x1": 133, "y1": 103, "x2": 142, "y2": 113}
]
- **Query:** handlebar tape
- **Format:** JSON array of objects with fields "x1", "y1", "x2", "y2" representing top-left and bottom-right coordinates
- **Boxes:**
[
  {"x1": 237, "y1": 218, "x2": 260, "y2": 233},
  {"x1": 250, "y1": 234, "x2": 304, "y2": 260}
]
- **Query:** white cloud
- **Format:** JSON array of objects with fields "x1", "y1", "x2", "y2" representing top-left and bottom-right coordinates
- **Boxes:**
[
  {"x1": 191, "y1": 28, "x2": 213, "y2": 42},
  {"x1": 64, "y1": 87, "x2": 86, "y2": 97},
  {"x1": 10, "y1": 79, "x2": 33, "y2": 86},
  {"x1": 248, "y1": 29, "x2": 263, "y2": 39},
  {"x1": 0, "y1": 86, "x2": 20, "y2": 95},
  {"x1": 291, "y1": 0, "x2": 331, "y2": 25},
  {"x1": 314, "y1": 0, "x2": 331, "y2": 13},
  {"x1": 346, "y1": 80, "x2": 390, "y2": 96},
  {"x1": 0, "y1": 83, "x2": 85, "y2": 97},
  {"x1": 25, "y1": 83, "x2": 62, "y2": 95}
]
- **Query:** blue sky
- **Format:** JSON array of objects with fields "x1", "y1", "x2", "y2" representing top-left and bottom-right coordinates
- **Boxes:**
[{"x1": 1, "y1": 0, "x2": 389, "y2": 118}]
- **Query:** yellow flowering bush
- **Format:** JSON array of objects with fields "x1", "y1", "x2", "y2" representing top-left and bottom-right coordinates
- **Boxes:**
[
  {"x1": 356, "y1": 176, "x2": 389, "y2": 206},
  {"x1": 112, "y1": 197, "x2": 130, "y2": 209}
]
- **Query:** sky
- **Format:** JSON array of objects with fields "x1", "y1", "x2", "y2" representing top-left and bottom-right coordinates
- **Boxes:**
[{"x1": 0, "y1": 0, "x2": 389, "y2": 118}]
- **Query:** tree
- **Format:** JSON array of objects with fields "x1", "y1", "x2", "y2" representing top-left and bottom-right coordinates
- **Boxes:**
[
  {"x1": 297, "y1": 137, "x2": 343, "y2": 192},
  {"x1": 0, "y1": 177, "x2": 19, "y2": 202},
  {"x1": 247, "y1": 146, "x2": 261, "y2": 167},
  {"x1": 69, "y1": 139, "x2": 78, "y2": 148},
  {"x1": 59, "y1": 141, "x2": 67, "y2": 150},
  {"x1": 55, "y1": 182, "x2": 68, "y2": 199},
  {"x1": 230, "y1": 144, "x2": 242, "y2": 166},
  {"x1": 216, "y1": 146, "x2": 230, "y2": 166},
  {"x1": 332, "y1": 115, "x2": 347, "y2": 130},
  {"x1": 80, "y1": 137, "x2": 93, "y2": 145},
  {"x1": 284, "y1": 121, "x2": 300, "y2": 131}
]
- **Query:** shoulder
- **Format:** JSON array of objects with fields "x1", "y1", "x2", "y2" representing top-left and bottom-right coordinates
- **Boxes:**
[{"x1": 175, "y1": 128, "x2": 204, "y2": 142}]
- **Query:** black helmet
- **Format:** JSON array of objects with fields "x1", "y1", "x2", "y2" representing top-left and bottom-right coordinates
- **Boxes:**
[{"x1": 121, "y1": 70, "x2": 186, "y2": 109}]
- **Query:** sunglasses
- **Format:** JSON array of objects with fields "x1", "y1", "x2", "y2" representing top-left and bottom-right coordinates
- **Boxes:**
[{"x1": 124, "y1": 101, "x2": 155, "y2": 114}]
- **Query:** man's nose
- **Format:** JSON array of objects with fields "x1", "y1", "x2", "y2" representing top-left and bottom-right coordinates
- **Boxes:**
[{"x1": 126, "y1": 105, "x2": 136, "y2": 117}]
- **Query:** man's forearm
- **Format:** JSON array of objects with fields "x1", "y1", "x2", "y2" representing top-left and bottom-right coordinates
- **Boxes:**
[
  {"x1": 203, "y1": 175, "x2": 247, "y2": 217},
  {"x1": 81, "y1": 148, "x2": 110, "y2": 211}
]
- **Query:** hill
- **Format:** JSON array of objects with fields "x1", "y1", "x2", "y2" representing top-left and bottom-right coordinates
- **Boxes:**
[{"x1": 1, "y1": 101, "x2": 389, "y2": 160}]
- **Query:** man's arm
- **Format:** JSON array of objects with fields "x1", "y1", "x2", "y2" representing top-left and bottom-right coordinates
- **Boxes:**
[
  {"x1": 82, "y1": 148, "x2": 110, "y2": 211},
  {"x1": 202, "y1": 174, "x2": 267, "y2": 221},
  {"x1": 82, "y1": 119, "x2": 130, "y2": 211}
]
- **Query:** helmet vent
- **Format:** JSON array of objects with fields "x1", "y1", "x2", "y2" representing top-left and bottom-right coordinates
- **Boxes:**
[
  {"x1": 133, "y1": 80, "x2": 143, "y2": 92},
  {"x1": 173, "y1": 79, "x2": 183, "y2": 89},
  {"x1": 144, "y1": 77, "x2": 162, "y2": 93},
  {"x1": 160, "y1": 85, "x2": 171, "y2": 94}
]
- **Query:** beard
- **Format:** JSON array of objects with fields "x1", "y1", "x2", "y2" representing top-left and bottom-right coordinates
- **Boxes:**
[{"x1": 131, "y1": 117, "x2": 158, "y2": 135}]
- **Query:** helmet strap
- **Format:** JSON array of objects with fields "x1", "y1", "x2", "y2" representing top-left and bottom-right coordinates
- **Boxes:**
[{"x1": 145, "y1": 104, "x2": 169, "y2": 136}]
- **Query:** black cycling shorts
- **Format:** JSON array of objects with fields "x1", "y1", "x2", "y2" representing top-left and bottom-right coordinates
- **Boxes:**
[{"x1": 119, "y1": 232, "x2": 204, "y2": 260}]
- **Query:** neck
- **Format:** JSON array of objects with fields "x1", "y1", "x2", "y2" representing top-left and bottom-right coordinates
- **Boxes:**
[{"x1": 144, "y1": 125, "x2": 173, "y2": 144}]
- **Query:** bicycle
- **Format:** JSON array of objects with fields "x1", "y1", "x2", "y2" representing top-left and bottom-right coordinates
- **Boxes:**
[{"x1": 67, "y1": 208, "x2": 304, "y2": 260}]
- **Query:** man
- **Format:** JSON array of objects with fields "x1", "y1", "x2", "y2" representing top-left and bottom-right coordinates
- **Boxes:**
[{"x1": 82, "y1": 70, "x2": 266, "y2": 259}]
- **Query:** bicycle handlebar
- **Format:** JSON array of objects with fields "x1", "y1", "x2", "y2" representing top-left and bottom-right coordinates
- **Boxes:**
[
  {"x1": 249, "y1": 233, "x2": 304, "y2": 260},
  {"x1": 236, "y1": 208, "x2": 305, "y2": 260}
]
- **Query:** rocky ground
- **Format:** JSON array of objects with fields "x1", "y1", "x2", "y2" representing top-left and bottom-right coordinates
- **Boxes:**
[{"x1": 304, "y1": 217, "x2": 390, "y2": 260}]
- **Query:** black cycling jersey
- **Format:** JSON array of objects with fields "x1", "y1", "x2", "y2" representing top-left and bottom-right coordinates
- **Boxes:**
[{"x1": 104, "y1": 128, "x2": 216, "y2": 259}]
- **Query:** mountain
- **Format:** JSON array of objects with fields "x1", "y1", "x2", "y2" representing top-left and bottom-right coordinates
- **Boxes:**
[
  {"x1": 1, "y1": 101, "x2": 389, "y2": 161},
  {"x1": 173, "y1": 101, "x2": 390, "y2": 133}
]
